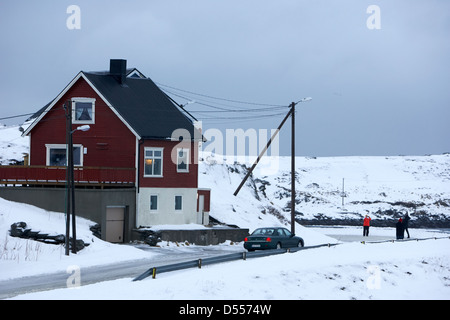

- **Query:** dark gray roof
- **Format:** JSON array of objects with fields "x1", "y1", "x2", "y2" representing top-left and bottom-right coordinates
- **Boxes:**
[{"x1": 83, "y1": 71, "x2": 197, "y2": 140}]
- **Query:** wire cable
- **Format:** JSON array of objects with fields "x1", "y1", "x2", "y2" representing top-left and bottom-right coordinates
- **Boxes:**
[
  {"x1": 157, "y1": 84, "x2": 290, "y2": 125},
  {"x1": 156, "y1": 82, "x2": 286, "y2": 108},
  {"x1": 0, "y1": 113, "x2": 36, "y2": 121}
]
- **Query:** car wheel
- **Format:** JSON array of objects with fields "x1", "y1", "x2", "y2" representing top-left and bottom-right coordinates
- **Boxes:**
[
  {"x1": 298, "y1": 240, "x2": 304, "y2": 248},
  {"x1": 276, "y1": 242, "x2": 282, "y2": 249}
]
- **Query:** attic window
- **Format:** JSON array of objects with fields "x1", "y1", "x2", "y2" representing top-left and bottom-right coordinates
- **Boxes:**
[{"x1": 72, "y1": 98, "x2": 95, "y2": 124}]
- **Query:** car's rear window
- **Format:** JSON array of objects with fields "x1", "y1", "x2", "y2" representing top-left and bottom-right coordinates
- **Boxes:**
[{"x1": 252, "y1": 228, "x2": 275, "y2": 236}]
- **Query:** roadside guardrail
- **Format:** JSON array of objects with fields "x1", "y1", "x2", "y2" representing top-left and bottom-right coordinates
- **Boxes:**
[
  {"x1": 132, "y1": 243, "x2": 339, "y2": 281},
  {"x1": 133, "y1": 236, "x2": 449, "y2": 281}
]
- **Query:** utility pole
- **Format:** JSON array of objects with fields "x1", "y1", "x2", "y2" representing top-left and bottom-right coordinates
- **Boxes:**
[
  {"x1": 63, "y1": 100, "x2": 90, "y2": 255},
  {"x1": 64, "y1": 101, "x2": 71, "y2": 256},
  {"x1": 340, "y1": 178, "x2": 347, "y2": 210},
  {"x1": 233, "y1": 109, "x2": 292, "y2": 196},
  {"x1": 234, "y1": 98, "x2": 311, "y2": 236},
  {"x1": 290, "y1": 102, "x2": 296, "y2": 234},
  {"x1": 69, "y1": 113, "x2": 77, "y2": 254}
]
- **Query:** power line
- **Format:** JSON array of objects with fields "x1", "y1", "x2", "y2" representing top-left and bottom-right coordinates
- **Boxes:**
[
  {"x1": 0, "y1": 113, "x2": 35, "y2": 121},
  {"x1": 2, "y1": 84, "x2": 288, "y2": 125},
  {"x1": 156, "y1": 82, "x2": 286, "y2": 108},
  {"x1": 157, "y1": 84, "x2": 290, "y2": 125},
  {"x1": 160, "y1": 87, "x2": 288, "y2": 112},
  {"x1": 195, "y1": 111, "x2": 288, "y2": 122}
]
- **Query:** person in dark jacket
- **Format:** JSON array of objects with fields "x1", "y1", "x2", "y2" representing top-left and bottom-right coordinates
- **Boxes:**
[
  {"x1": 396, "y1": 218, "x2": 404, "y2": 240},
  {"x1": 403, "y1": 212, "x2": 411, "y2": 238}
]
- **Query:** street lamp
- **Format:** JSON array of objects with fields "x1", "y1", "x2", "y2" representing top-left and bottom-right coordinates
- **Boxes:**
[
  {"x1": 64, "y1": 99, "x2": 90, "y2": 255},
  {"x1": 74, "y1": 125, "x2": 91, "y2": 132}
]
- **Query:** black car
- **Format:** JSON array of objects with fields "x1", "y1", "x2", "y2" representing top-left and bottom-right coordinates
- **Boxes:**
[{"x1": 244, "y1": 227, "x2": 304, "y2": 251}]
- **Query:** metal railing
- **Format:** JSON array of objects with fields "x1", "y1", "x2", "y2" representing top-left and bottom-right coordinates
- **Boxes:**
[
  {"x1": 133, "y1": 236, "x2": 450, "y2": 281},
  {"x1": 132, "y1": 244, "x2": 337, "y2": 281},
  {"x1": 0, "y1": 165, "x2": 135, "y2": 187}
]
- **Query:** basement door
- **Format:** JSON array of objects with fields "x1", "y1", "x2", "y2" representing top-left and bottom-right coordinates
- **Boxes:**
[{"x1": 105, "y1": 206, "x2": 125, "y2": 243}]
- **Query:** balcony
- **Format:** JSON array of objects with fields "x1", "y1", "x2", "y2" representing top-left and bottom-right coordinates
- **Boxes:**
[{"x1": 0, "y1": 165, "x2": 135, "y2": 188}]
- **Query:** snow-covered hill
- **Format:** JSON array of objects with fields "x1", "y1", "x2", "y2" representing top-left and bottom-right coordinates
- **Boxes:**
[
  {"x1": 199, "y1": 153, "x2": 450, "y2": 228},
  {"x1": 1, "y1": 123, "x2": 450, "y2": 227},
  {"x1": 0, "y1": 123, "x2": 29, "y2": 165},
  {"x1": 1, "y1": 123, "x2": 449, "y2": 300}
]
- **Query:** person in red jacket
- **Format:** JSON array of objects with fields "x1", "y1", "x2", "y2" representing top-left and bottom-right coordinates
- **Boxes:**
[{"x1": 363, "y1": 215, "x2": 371, "y2": 236}]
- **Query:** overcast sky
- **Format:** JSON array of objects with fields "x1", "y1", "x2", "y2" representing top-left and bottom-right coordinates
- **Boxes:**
[{"x1": 1, "y1": 0, "x2": 449, "y2": 157}]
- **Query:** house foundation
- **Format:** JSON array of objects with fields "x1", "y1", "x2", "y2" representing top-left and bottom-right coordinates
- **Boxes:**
[{"x1": 0, "y1": 186, "x2": 136, "y2": 243}]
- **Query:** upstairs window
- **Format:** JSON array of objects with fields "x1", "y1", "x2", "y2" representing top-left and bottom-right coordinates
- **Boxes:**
[
  {"x1": 177, "y1": 148, "x2": 189, "y2": 173},
  {"x1": 72, "y1": 98, "x2": 95, "y2": 124},
  {"x1": 144, "y1": 147, "x2": 163, "y2": 177}
]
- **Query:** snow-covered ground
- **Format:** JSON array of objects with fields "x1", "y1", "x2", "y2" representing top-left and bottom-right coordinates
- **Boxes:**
[
  {"x1": 2, "y1": 122, "x2": 450, "y2": 225},
  {"x1": 0, "y1": 197, "x2": 154, "y2": 281},
  {"x1": 7, "y1": 237, "x2": 450, "y2": 300},
  {"x1": 1, "y1": 123, "x2": 450, "y2": 299},
  {"x1": 1, "y1": 196, "x2": 449, "y2": 300},
  {"x1": 0, "y1": 123, "x2": 29, "y2": 165},
  {"x1": 201, "y1": 152, "x2": 450, "y2": 227}
]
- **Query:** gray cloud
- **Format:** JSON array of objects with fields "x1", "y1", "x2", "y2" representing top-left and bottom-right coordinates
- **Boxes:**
[{"x1": 0, "y1": 0, "x2": 449, "y2": 156}]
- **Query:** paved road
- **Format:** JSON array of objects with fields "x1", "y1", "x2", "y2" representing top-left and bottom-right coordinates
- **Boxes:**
[{"x1": 0, "y1": 245, "x2": 244, "y2": 299}]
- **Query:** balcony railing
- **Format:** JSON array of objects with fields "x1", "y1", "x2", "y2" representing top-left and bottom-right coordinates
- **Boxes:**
[{"x1": 0, "y1": 165, "x2": 135, "y2": 187}]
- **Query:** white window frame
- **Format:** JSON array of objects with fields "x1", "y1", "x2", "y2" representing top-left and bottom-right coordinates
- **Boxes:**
[
  {"x1": 45, "y1": 144, "x2": 84, "y2": 166},
  {"x1": 144, "y1": 147, "x2": 164, "y2": 177},
  {"x1": 176, "y1": 148, "x2": 189, "y2": 173},
  {"x1": 174, "y1": 195, "x2": 183, "y2": 211},
  {"x1": 150, "y1": 194, "x2": 158, "y2": 212},
  {"x1": 72, "y1": 97, "x2": 95, "y2": 124}
]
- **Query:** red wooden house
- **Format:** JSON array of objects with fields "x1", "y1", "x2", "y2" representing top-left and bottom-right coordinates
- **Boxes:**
[{"x1": 1, "y1": 59, "x2": 210, "y2": 241}]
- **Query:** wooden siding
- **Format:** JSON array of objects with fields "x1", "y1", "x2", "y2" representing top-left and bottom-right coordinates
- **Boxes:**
[
  {"x1": 139, "y1": 140, "x2": 198, "y2": 188},
  {"x1": 29, "y1": 77, "x2": 137, "y2": 169}
]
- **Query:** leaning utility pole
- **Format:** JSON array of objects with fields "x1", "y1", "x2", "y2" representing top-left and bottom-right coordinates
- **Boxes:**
[
  {"x1": 234, "y1": 98, "x2": 311, "y2": 235},
  {"x1": 233, "y1": 109, "x2": 292, "y2": 197}
]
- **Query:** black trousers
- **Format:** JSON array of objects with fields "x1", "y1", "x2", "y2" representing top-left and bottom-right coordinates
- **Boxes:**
[{"x1": 363, "y1": 226, "x2": 369, "y2": 236}]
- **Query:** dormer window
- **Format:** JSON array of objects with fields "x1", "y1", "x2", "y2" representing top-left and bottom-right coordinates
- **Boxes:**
[{"x1": 72, "y1": 98, "x2": 95, "y2": 124}]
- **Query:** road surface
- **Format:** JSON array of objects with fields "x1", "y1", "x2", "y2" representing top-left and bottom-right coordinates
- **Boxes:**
[{"x1": 0, "y1": 244, "x2": 243, "y2": 299}]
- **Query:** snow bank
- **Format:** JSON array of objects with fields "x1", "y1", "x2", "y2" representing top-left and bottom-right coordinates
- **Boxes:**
[
  {"x1": 0, "y1": 124, "x2": 29, "y2": 165},
  {"x1": 1, "y1": 194, "x2": 449, "y2": 300},
  {"x1": 10, "y1": 238, "x2": 450, "y2": 300},
  {"x1": 0, "y1": 197, "x2": 154, "y2": 281},
  {"x1": 199, "y1": 152, "x2": 450, "y2": 226}
]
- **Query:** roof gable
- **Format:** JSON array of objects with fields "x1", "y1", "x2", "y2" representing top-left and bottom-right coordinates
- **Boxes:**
[
  {"x1": 23, "y1": 72, "x2": 140, "y2": 139},
  {"x1": 24, "y1": 67, "x2": 198, "y2": 141},
  {"x1": 83, "y1": 72, "x2": 197, "y2": 140}
]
